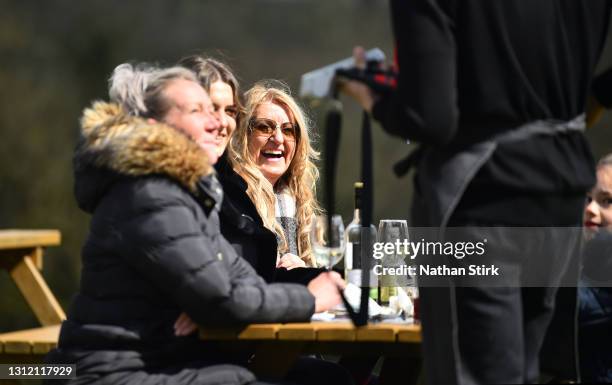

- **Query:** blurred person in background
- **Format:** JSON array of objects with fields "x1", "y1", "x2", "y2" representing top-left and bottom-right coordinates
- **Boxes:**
[
  {"x1": 339, "y1": 0, "x2": 612, "y2": 383},
  {"x1": 580, "y1": 153, "x2": 612, "y2": 383},
  {"x1": 45, "y1": 62, "x2": 349, "y2": 385},
  {"x1": 584, "y1": 155, "x2": 612, "y2": 239}
]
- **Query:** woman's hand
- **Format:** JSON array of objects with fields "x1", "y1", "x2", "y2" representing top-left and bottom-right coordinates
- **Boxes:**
[
  {"x1": 174, "y1": 312, "x2": 198, "y2": 336},
  {"x1": 277, "y1": 253, "x2": 307, "y2": 270},
  {"x1": 307, "y1": 271, "x2": 346, "y2": 313}
]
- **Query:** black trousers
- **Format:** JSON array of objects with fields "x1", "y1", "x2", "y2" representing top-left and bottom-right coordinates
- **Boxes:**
[{"x1": 417, "y1": 194, "x2": 584, "y2": 385}]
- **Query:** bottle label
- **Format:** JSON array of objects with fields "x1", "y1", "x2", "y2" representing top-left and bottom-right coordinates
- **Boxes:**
[
  {"x1": 345, "y1": 241, "x2": 353, "y2": 270},
  {"x1": 346, "y1": 269, "x2": 362, "y2": 286}
]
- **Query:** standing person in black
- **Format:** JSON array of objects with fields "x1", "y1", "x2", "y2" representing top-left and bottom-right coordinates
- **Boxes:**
[{"x1": 339, "y1": 1, "x2": 612, "y2": 383}]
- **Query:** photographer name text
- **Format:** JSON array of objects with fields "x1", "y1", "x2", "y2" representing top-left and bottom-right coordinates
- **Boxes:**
[{"x1": 373, "y1": 264, "x2": 499, "y2": 277}]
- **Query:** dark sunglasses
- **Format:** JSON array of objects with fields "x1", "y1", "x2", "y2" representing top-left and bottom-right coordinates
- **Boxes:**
[{"x1": 249, "y1": 118, "x2": 299, "y2": 141}]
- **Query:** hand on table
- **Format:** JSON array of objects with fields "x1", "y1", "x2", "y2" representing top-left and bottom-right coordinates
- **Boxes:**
[
  {"x1": 277, "y1": 253, "x2": 307, "y2": 270},
  {"x1": 174, "y1": 312, "x2": 197, "y2": 336},
  {"x1": 307, "y1": 271, "x2": 347, "y2": 313}
]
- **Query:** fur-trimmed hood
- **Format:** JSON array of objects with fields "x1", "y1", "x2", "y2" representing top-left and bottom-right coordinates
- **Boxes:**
[{"x1": 73, "y1": 101, "x2": 213, "y2": 212}]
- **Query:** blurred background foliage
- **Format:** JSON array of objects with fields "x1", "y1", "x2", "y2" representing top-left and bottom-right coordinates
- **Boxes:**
[{"x1": 0, "y1": 0, "x2": 610, "y2": 332}]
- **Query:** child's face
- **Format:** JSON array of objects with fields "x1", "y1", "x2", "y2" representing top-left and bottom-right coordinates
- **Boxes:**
[{"x1": 584, "y1": 165, "x2": 612, "y2": 238}]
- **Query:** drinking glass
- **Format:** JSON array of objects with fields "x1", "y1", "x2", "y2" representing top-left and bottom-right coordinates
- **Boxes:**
[
  {"x1": 377, "y1": 219, "x2": 413, "y2": 287},
  {"x1": 310, "y1": 214, "x2": 345, "y2": 269}
]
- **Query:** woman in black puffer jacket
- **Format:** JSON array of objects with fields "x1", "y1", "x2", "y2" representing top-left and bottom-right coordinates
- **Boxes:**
[{"x1": 44, "y1": 63, "x2": 347, "y2": 385}]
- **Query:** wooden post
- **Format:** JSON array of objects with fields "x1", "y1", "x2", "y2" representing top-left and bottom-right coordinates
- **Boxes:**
[{"x1": 31, "y1": 247, "x2": 43, "y2": 271}]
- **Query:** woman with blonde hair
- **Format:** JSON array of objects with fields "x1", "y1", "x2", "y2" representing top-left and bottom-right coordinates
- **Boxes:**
[
  {"x1": 219, "y1": 80, "x2": 324, "y2": 283},
  {"x1": 178, "y1": 56, "x2": 323, "y2": 284}
]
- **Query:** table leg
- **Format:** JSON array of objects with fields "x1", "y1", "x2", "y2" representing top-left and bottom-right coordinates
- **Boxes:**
[
  {"x1": 8, "y1": 255, "x2": 65, "y2": 326},
  {"x1": 31, "y1": 247, "x2": 43, "y2": 271}
]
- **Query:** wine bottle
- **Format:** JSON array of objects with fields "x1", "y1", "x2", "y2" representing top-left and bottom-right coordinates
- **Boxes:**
[{"x1": 344, "y1": 182, "x2": 377, "y2": 298}]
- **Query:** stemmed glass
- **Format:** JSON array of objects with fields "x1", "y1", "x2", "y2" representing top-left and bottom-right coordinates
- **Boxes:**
[
  {"x1": 310, "y1": 214, "x2": 345, "y2": 269},
  {"x1": 378, "y1": 219, "x2": 412, "y2": 288}
]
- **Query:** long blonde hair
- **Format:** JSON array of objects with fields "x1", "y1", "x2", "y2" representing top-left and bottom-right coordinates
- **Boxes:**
[{"x1": 228, "y1": 81, "x2": 321, "y2": 266}]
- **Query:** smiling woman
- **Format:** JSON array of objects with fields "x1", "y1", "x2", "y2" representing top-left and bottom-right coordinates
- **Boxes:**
[
  {"x1": 228, "y1": 81, "x2": 321, "y2": 269},
  {"x1": 178, "y1": 56, "x2": 242, "y2": 157},
  {"x1": 248, "y1": 102, "x2": 298, "y2": 185}
]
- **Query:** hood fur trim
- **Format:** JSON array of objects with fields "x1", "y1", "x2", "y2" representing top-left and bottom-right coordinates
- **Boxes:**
[{"x1": 76, "y1": 101, "x2": 212, "y2": 193}]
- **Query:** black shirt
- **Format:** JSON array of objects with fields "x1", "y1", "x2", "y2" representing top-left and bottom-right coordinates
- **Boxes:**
[{"x1": 373, "y1": 0, "x2": 611, "y2": 224}]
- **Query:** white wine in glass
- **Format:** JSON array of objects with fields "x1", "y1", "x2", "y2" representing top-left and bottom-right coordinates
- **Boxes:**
[
  {"x1": 377, "y1": 219, "x2": 411, "y2": 305},
  {"x1": 311, "y1": 214, "x2": 345, "y2": 269}
]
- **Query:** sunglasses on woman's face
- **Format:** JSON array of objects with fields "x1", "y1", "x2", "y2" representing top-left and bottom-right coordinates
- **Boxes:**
[{"x1": 249, "y1": 118, "x2": 298, "y2": 141}]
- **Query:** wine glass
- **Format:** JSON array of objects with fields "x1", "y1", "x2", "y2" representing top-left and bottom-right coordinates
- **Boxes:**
[
  {"x1": 310, "y1": 214, "x2": 345, "y2": 269},
  {"x1": 378, "y1": 219, "x2": 413, "y2": 287},
  {"x1": 378, "y1": 219, "x2": 409, "y2": 254}
]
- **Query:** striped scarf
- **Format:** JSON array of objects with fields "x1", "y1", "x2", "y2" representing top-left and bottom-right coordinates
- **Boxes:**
[{"x1": 275, "y1": 188, "x2": 299, "y2": 258}]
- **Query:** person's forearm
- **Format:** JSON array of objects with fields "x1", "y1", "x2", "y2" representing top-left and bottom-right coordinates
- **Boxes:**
[{"x1": 378, "y1": 0, "x2": 458, "y2": 145}]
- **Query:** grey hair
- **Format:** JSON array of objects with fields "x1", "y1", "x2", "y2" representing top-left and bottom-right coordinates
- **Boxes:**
[
  {"x1": 108, "y1": 63, "x2": 153, "y2": 116},
  {"x1": 108, "y1": 63, "x2": 198, "y2": 119},
  {"x1": 598, "y1": 153, "x2": 612, "y2": 168}
]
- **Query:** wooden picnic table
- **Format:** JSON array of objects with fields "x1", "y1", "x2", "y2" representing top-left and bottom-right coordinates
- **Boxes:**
[
  {"x1": 0, "y1": 324, "x2": 60, "y2": 363},
  {"x1": 0, "y1": 230, "x2": 65, "y2": 326},
  {"x1": 0, "y1": 231, "x2": 423, "y2": 382},
  {"x1": 200, "y1": 321, "x2": 422, "y2": 384},
  {"x1": 0, "y1": 321, "x2": 422, "y2": 383}
]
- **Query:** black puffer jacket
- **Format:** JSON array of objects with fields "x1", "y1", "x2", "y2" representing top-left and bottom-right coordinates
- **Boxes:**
[
  {"x1": 216, "y1": 153, "x2": 324, "y2": 285},
  {"x1": 45, "y1": 102, "x2": 315, "y2": 385}
]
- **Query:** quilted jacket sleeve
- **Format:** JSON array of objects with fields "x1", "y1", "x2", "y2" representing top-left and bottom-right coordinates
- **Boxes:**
[{"x1": 112, "y1": 178, "x2": 315, "y2": 326}]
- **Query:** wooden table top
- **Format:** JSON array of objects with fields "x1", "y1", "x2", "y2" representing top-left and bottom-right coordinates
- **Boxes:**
[
  {"x1": 0, "y1": 321, "x2": 421, "y2": 356},
  {"x1": 200, "y1": 321, "x2": 421, "y2": 343},
  {"x1": 0, "y1": 230, "x2": 61, "y2": 250}
]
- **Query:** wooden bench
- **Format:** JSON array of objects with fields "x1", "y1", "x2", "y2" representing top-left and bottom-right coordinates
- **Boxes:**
[
  {"x1": 0, "y1": 325, "x2": 60, "y2": 364},
  {"x1": 0, "y1": 230, "x2": 64, "y2": 372},
  {"x1": 0, "y1": 230, "x2": 65, "y2": 326}
]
